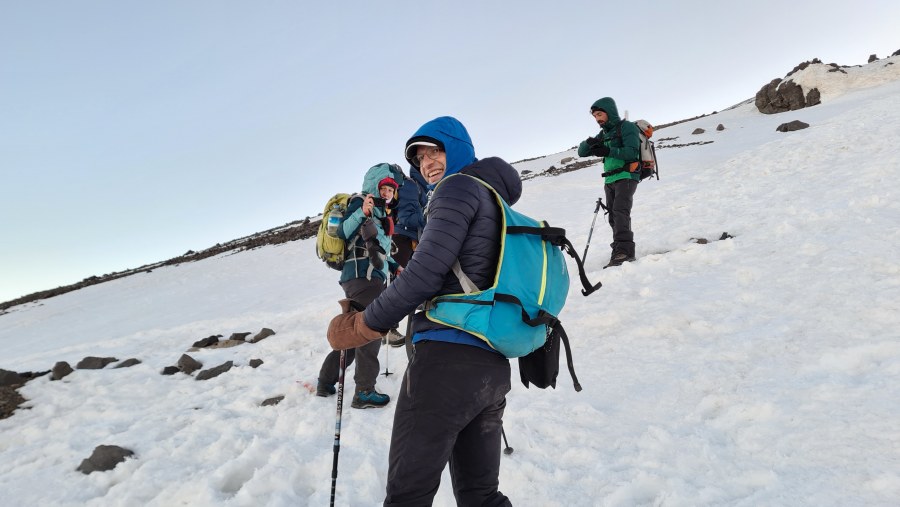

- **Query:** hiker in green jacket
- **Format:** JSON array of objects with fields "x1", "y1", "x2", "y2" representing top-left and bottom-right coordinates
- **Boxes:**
[{"x1": 577, "y1": 96, "x2": 642, "y2": 268}]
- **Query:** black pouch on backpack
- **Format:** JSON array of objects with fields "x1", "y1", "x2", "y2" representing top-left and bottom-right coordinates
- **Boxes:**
[
  {"x1": 518, "y1": 325, "x2": 582, "y2": 391},
  {"x1": 518, "y1": 332, "x2": 561, "y2": 389}
]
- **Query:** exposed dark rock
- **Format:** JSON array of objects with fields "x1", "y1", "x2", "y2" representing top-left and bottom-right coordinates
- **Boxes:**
[
  {"x1": 76, "y1": 357, "x2": 118, "y2": 370},
  {"x1": 806, "y1": 88, "x2": 821, "y2": 107},
  {"x1": 177, "y1": 354, "x2": 202, "y2": 375},
  {"x1": 192, "y1": 336, "x2": 220, "y2": 348},
  {"x1": 249, "y1": 359, "x2": 264, "y2": 368},
  {"x1": 114, "y1": 358, "x2": 141, "y2": 368},
  {"x1": 716, "y1": 124, "x2": 725, "y2": 131},
  {"x1": 692, "y1": 128, "x2": 706, "y2": 135},
  {"x1": 160, "y1": 366, "x2": 180, "y2": 376},
  {"x1": 893, "y1": 49, "x2": 900, "y2": 57},
  {"x1": 195, "y1": 361, "x2": 234, "y2": 381},
  {"x1": 229, "y1": 332, "x2": 252, "y2": 342},
  {"x1": 756, "y1": 78, "x2": 811, "y2": 114},
  {"x1": 76, "y1": 445, "x2": 135, "y2": 474},
  {"x1": 249, "y1": 328, "x2": 276, "y2": 343},
  {"x1": 868, "y1": 54, "x2": 878, "y2": 63},
  {"x1": 0, "y1": 386, "x2": 26, "y2": 420},
  {"x1": 560, "y1": 156, "x2": 575, "y2": 164},
  {"x1": 51, "y1": 361, "x2": 74, "y2": 380},
  {"x1": 0, "y1": 369, "x2": 24, "y2": 387},
  {"x1": 776, "y1": 120, "x2": 810, "y2": 132},
  {"x1": 719, "y1": 232, "x2": 735, "y2": 240},
  {"x1": 785, "y1": 58, "x2": 821, "y2": 78},
  {"x1": 693, "y1": 238, "x2": 709, "y2": 245},
  {"x1": 261, "y1": 395, "x2": 284, "y2": 407},
  {"x1": 1, "y1": 217, "x2": 320, "y2": 312}
]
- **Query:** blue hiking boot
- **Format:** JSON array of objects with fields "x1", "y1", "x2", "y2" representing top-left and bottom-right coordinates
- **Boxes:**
[
  {"x1": 316, "y1": 380, "x2": 336, "y2": 397},
  {"x1": 351, "y1": 389, "x2": 390, "y2": 409}
]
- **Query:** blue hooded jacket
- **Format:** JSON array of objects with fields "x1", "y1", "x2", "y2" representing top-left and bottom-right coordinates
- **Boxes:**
[{"x1": 405, "y1": 116, "x2": 477, "y2": 188}]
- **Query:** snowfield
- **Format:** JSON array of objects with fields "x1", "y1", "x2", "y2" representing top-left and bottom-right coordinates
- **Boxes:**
[{"x1": 2, "y1": 57, "x2": 899, "y2": 506}]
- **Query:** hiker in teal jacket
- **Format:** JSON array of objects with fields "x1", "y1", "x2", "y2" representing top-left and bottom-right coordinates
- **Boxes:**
[
  {"x1": 577, "y1": 96, "x2": 642, "y2": 267},
  {"x1": 316, "y1": 162, "x2": 402, "y2": 409}
]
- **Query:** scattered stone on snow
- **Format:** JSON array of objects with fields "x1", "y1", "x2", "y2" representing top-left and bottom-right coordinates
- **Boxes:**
[
  {"x1": 51, "y1": 361, "x2": 74, "y2": 380},
  {"x1": 249, "y1": 359, "x2": 264, "y2": 368},
  {"x1": 191, "y1": 335, "x2": 221, "y2": 348},
  {"x1": 716, "y1": 124, "x2": 725, "y2": 131},
  {"x1": 776, "y1": 120, "x2": 810, "y2": 132},
  {"x1": 195, "y1": 361, "x2": 234, "y2": 381},
  {"x1": 249, "y1": 328, "x2": 276, "y2": 343},
  {"x1": 76, "y1": 356, "x2": 118, "y2": 370},
  {"x1": 177, "y1": 354, "x2": 202, "y2": 375},
  {"x1": 229, "y1": 332, "x2": 252, "y2": 341},
  {"x1": 160, "y1": 366, "x2": 180, "y2": 376},
  {"x1": 261, "y1": 395, "x2": 284, "y2": 407},
  {"x1": 76, "y1": 445, "x2": 135, "y2": 474},
  {"x1": 692, "y1": 128, "x2": 705, "y2": 135},
  {"x1": 114, "y1": 358, "x2": 141, "y2": 368}
]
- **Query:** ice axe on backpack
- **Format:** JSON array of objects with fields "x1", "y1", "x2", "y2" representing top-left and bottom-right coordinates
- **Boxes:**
[{"x1": 582, "y1": 196, "x2": 608, "y2": 263}]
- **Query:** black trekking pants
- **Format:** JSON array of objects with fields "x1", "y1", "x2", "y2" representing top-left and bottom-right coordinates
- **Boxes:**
[
  {"x1": 318, "y1": 277, "x2": 384, "y2": 392},
  {"x1": 384, "y1": 341, "x2": 512, "y2": 507},
  {"x1": 604, "y1": 178, "x2": 639, "y2": 258}
]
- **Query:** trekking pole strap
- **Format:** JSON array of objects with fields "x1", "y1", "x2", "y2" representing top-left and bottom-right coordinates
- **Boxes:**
[
  {"x1": 556, "y1": 237, "x2": 602, "y2": 296},
  {"x1": 553, "y1": 324, "x2": 582, "y2": 392}
]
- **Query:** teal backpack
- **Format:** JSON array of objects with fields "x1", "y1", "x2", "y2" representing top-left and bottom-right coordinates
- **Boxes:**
[{"x1": 424, "y1": 174, "x2": 602, "y2": 391}]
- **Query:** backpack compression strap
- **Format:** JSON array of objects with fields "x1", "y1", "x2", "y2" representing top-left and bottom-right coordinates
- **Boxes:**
[{"x1": 507, "y1": 225, "x2": 603, "y2": 296}]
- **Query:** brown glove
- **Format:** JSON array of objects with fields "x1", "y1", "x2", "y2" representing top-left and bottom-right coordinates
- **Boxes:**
[{"x1": 327, "y1": 299, "x2": 383, "y2": 350}]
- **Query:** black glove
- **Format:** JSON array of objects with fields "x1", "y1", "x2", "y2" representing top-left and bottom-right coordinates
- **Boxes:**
[
  {"x1": 589, "y1": 143, "x2": 610, "y2": 157},
  {"x1": 584, "y1": 136, "x2": 602, "y2": 147}
]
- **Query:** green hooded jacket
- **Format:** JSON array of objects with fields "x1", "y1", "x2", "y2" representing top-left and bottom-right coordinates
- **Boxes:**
[{"x1": 577, "y1": 97, "x2": 641, "y2": 184}]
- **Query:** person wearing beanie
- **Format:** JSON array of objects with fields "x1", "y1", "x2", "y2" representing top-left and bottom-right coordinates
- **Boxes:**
[
  {"x1": 314, "y1": 162, "x2": 403, "y2": 410},
  {"x1": 377, "y1": 177, "x2": 399, "y2": 237},
  {"x1": 327, "y1": 115, "x2": 516, "y2": 506},
  {"x1": 577, "y1": 96, "x2": 642, "y2": 268}
]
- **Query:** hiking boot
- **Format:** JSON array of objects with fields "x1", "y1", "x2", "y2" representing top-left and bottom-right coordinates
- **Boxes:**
[
  {"x1": 351, "y1": 389, "x2": 390, "y2": 409},
  {"x1": 604, "y1": 252, "x2": 635, "y2": 269},
  {"x1": 386, "y1": 328, "x2": 406, "y2": 348},
  {"x1": 315, "y1": 381, "x2": 336, "y2": 397}
]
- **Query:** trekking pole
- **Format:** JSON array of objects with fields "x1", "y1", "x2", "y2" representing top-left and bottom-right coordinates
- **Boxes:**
[
  {"x1": 330, "y1": 350, "x2": 347, "y2": 507},
  {"x1": 382, "y1": 273, "x2": 394, "y2": 377},
  {"x1": 501, "y1": 425, "x2": 514, "y2": 455},
  {"x1": 582, "y1": 197, "x2": 605, "y2": 262}
]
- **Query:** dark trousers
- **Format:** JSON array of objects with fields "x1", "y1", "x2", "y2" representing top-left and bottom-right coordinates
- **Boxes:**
[
  {"x1": 604, "y1": 178, "x2": 638, "y2": 258},
  {"x1": 392, "y1": 235, "x2": 416, "y2": 268},
  {"x1": 318, "y1": 277, "x2": 384, "y2": 392},
  {"x1": 384, "y1": 341, "x2": 512, "y2": 507}
]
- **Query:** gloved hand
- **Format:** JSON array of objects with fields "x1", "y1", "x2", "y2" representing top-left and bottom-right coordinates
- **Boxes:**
[
  {"x1": 584, "y1": 136, "x2": 602, "y2": 147},
  {"x1": 359, "y1": 218, "x2": 378, "y2": 241},
  {"x1": 589, "y1": 143, "x2": 610, "y2": 157},
  {"x1": 327, "y1": 299, "x2": 384, "y2": 350}
]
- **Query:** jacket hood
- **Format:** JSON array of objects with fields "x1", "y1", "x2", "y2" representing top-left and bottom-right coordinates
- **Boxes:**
[
  {"x1": 591, "y1": 97, "x2": 622, "y2": 131},
  {"x1": 460, "y1": 156, "x2": 522, "y2": 206},
  {"x1": 361, "y1": 163, "x2": 405, "y2": 195},
  {"x1": 405, "y1": 116, "x2": 476, "y2": 186}
]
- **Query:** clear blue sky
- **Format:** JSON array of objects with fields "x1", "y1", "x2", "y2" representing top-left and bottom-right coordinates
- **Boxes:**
[{"x1": 2, "y1": 0, "x2": 899, "y2": 303}]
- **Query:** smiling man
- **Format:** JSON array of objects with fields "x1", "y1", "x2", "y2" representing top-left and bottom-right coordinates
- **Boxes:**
[{"x1": 327, "y1": 115, "x2": 517, "y2": 506}]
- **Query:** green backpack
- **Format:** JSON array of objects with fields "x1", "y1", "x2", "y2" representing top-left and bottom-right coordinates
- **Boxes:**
[
  {"x1": 424, "y1": 174, "x2": 602, "y2": 390},
  {"x1": 315, "y1": 193, "x2": 351, "y2": 270}
]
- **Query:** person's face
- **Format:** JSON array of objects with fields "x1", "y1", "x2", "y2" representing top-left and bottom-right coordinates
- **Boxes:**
[
  {"x1": 379, "y1": 185, "x2": 395, "y2": 201},
  {"x1": 417, "y1": 146, "x2": 447, "y2": 184},
  {"x1": 592, "y1": 110, "x2": 608, "y2": 125}
]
